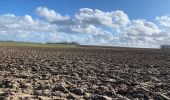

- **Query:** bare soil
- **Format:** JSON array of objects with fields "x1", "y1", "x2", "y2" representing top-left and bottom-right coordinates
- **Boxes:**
[{"x1": 0, "y1": 46, "x2": 170, "y2": 100}]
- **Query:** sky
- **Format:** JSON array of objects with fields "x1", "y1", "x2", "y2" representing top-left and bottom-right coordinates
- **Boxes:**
[{"x1": 0, "y1": 0, "x2": 170, "y2": 48}]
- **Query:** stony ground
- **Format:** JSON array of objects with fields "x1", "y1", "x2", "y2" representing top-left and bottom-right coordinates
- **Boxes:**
[{"x1": 0, "y1": 46, "x2": 170, "y2": 100}]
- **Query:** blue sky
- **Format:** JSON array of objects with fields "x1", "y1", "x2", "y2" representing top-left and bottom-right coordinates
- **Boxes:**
[
  {"x1": 0, "y1": 0, "x2": 170, "y2": 48},
  {"x1": 1, "y1": 0, "x2": 170, "y2": 20}
]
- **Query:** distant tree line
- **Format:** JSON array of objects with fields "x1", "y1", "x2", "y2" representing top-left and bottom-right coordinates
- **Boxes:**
[
  {"x1": 160, "y1": 45, "x2": 170, "y2": 49},
  {"x1": 0, "y1": 40, "x2": 80, "y2": 46},
  {"x1": 0, "y1": 40, "x2": 15, "y2": 42},
  {"x1": 0, "y1": 40, "x2": 41, "y2": 44},
  {"x1": 45, "y1": 41, "x2": 80, "y2": 45}
]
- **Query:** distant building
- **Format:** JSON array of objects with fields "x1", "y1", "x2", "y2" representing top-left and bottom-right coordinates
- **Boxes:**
[{"x1": 161, "y1": 45, "x2": 170, "y2": 49}]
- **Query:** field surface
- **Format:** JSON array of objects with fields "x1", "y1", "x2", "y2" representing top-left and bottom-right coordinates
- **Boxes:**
[{"x1": 0, "y1": 45, "x2": 170, "y2": 100}]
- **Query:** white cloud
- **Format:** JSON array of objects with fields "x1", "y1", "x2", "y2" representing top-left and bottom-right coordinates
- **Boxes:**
[
  {"x1": 75, "y1": 8, "x2": 130, "y2": 29},
  {"x1": 36, "y1": 7, "x2": 70, "y2": 23},
  {"x1": 156, "y1": 15, "x2": 170, "y2": 36},
  {"x1": 122, "y1": 19, "x2": 161, "y2": 36},
  {"x1": 155, "y1": 16, "x2": 170, "y2": 45},
  {"x1": 116, "y1": 17, "x2": 170, "y2": 48},
  {"x1": 0, "y1": 13, "x2": 59, "y2": 42},
  {"x1": 156, "y1": 15, "x2": 170, "y2": 28},
  {"x1": 0, "y1": 7, "x2": 170, "y2": 48},
  {"x1": 35, "y1": 7, "x2": 116, "y2": 44},
  {"x1": 0, "y1": 14, "x2": 55, "y2": 32}
]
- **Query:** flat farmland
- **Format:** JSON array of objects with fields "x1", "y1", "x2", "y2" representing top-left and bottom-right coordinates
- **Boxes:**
[{"x1": 0, "y1": 46, "x2": 170, "y2": 100}]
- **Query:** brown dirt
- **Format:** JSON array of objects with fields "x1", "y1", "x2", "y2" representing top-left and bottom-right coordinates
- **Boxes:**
[{"x1": 0, "y1": 46, "x2": 170, "y2": 100}]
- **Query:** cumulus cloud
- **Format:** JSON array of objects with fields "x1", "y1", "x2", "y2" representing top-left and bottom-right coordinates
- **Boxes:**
[
  {"x1": 75, "y1": 8, "x2": 130, "y2": 29},
  {"x1": 0, "y1": 14, "x2": 55, "y2": 32},
  {"x1": 118, "y1": 19, "x2": 170, "y2": 47},
  {"x1": 156, "y1": 16, "x2": 170, "y2": 35},
  {"x1": 0, "y1": 13, "x2": 59, "y2": 42},
  {"x1": 36, "y1": 7, "x2": 116, "y2": 44},
  {"x1": 155, "y1": 16, "x2": 170, "y2": 45},
  {"x1": 156, "y1": 16, "x2": 170, "y2": 28},
  {"x1": 0, "y1": 7, "x2": 170, "y2": 48},
  {"x1": 36, "y1": 7, "x2": 70, "y2": 22},
  {"x1": 121, "y1": 19, "x2": 161, "y2": 37}
]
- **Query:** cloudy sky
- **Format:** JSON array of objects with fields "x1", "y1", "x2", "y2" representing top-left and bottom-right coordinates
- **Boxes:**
[{"x1": 0, "y1": 0, "x2": 170, "y2": 48}]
